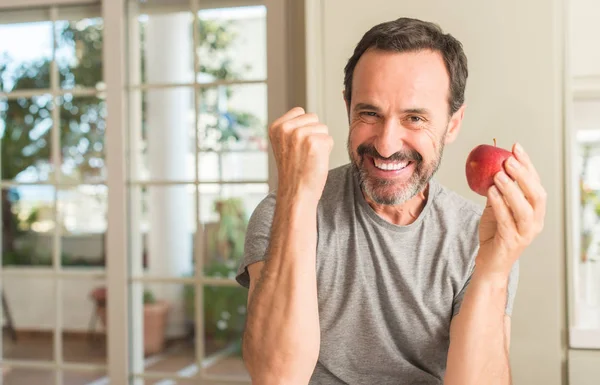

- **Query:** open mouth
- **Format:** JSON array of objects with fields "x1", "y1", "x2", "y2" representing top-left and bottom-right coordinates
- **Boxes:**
[
  {"x1": 372, "y1": 158, "x2": 412, "y2": 171},
  {"x1": 362, "y1": 156, "x2": 415, "y2": 181}
]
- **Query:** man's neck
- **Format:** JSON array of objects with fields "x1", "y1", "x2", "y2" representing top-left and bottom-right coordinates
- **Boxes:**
[{"x1": 364, "y1": 184, "x2": 430, "y2": 226}]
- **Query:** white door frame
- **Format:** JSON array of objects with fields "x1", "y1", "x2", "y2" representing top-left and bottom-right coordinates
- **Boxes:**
[
  {"x1": 102, "y1": 0, "x2": 290, "y2": 383},
  {"x1": 102, "y1": 0, "x2": 129, "y2": 383}
]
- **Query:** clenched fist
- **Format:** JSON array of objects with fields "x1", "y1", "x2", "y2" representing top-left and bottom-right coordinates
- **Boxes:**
[{"x1": 269, "y1": 107, "x2": 334, "y2": 202}]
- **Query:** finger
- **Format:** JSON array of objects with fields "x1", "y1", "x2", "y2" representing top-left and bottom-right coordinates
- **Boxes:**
[
  {"x1": 294, "y1": 123, "x2": 329, "y2": 136},
  {"x1": 504, "y1": 155, "x2": 547, "y2": 220},
  {"x1": 494, "y1": 170, "x2": 533, "y2": 235},
  {"x1": 280, "y1": 113, "x2": 320, "y2": 132},
  {"x1": 309, "y1": 133, "x2": 334, "y2": 153},
  {"x1": 512, "y1": 143, "x2": 540, "y2": 182},
  {"x1": 487, "y1": 185, "x2": 517, "y2": 236},
  {"x1": 291, "y1": 123, "x2": 329, "y2": 145},
  {"x1": 271, "y1": 107, "x2": 306, "y2": 128}
]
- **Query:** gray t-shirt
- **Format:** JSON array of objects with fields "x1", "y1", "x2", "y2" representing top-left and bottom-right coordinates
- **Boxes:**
[{"x1": 236, "y1": 164, "x2": 519, "y2": 385}]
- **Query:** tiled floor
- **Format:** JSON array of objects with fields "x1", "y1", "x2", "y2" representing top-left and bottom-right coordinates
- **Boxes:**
[{"x1": 1, "y1": 331, "x2": 249, "y2": 384}]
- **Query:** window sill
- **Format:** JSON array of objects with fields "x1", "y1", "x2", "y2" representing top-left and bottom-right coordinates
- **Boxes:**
[{"x1": 570, "y1": 327, "x2": 600, "y2": 349}]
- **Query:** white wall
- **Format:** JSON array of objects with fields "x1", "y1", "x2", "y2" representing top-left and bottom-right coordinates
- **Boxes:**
[
  {"x1": 2, "y1": 268, "x2": 103, "y2": 331},
  {"x1": 306, "y1": 0, "x2": 566, "y2": 384},
  {"x1": 569, "y1": 350, "x2": 600, "y2": 385},
  {"x1": 1, "y1": 267, "x2": 189, "y2": 333},
  {"x1": 570, "y1": 0, "x2": 600, "y2": 79}
]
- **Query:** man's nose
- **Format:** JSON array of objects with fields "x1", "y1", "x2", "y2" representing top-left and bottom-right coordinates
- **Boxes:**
[{"x1": 373, "y1": 117, "x2": 405, "y2": 158}]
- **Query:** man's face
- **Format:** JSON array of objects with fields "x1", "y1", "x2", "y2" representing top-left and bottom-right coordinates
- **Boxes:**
[{"x1": 347, "y1": 49, "x2": 462, "y2": 205}]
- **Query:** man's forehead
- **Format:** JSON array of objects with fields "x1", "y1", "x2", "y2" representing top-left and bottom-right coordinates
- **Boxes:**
[
  {"x1": 351, "y1": 49, "x2": 450, "y2": 104},
  {"x1": 354, "y1": 48, "x2": 448, "y2": 76}
]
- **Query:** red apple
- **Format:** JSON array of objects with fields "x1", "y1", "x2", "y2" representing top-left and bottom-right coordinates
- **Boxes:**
[{"x1": 465, "y1": 139, "x2": 512, "y2": 196}]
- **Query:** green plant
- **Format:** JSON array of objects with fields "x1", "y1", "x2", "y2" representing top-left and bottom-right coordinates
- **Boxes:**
[
  {"x1": 196, "y1": 18, "x2": 265, "y2": 150},
  {"x1": 210, "y1": 198, "x2": 248, "y2": 262},
  {"x1": 183, "y1": 197, "x2": 249, "y2": 354},
  {"x1": 183, "y1": 271, "x2": 247, "y2": 355},
  {"x1": 580, "y1": 145, "x2": 600, "y2": 263},
  {"x1": 1, "y1": 248, "x2": 102, "y2": 267},
  {"x1": 2, "y1": 16, "x2": 261, "y2": 266},
  {"x1": 143, "y1": 290, "x2": 156, "y2": 305},
  {"x1": 203, "y1": 283, "x2": 246, "y2": 348},
  {"x1": 580, "y1": 183, "x2": 600, "y2": 263}
]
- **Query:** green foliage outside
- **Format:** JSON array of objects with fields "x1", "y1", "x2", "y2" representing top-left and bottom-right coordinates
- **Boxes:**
[
  {"x1": 1, "y1": 13, "x2": 259, "y2": 350},
  {"x1": 184, "y1": 197, "x2": 249, "y2": 355},
  {"x1": 580, "y1": 145, "x2": 600, "y2": 263}
]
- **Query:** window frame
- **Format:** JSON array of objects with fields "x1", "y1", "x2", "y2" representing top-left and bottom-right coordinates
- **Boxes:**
[
  {"x1": 0, "y1": 0, "x2": 288, "y2": 382},
  {"x1": 566, "y1": 74, "x2": 600, "y2": 349}
]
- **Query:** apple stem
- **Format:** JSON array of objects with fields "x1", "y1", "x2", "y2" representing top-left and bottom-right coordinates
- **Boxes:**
[{"x1": 493, "y1": 138, "x2": 497, "y2": 147}]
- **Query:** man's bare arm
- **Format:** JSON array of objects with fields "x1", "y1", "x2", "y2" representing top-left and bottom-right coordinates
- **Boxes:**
[
  {"x1": 243, "y1": 195, "x2": 321, "y2": 384},
  {"x1": 241, "y1": 107, "x2": 333, "y2": 384},
  {"x1": 446, "y1": 143, "x2": 545, "y2": 385},
  {"x1": 445, "y1": 270, "x2": 512, "y2": 385}
]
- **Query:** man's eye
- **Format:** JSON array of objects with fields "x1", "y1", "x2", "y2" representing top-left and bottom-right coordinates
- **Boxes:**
[
  {"x1": 359, "y1": 111, "x2": 379, "y2": 123},
  {"x1": 361, "y1": 111, "x2": 378, "y2": 117},
  {"x1": 408, "y1": 116, "x2": 423, "y2": 123}
]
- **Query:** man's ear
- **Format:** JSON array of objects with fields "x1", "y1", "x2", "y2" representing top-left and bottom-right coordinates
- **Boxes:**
[{"x1": 445, "y1": 104, "x2": 466, "y2": 144}]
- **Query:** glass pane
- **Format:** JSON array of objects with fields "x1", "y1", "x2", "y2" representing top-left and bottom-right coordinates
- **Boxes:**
[
  {"x1": 203, "y1": 285, "x2": 249, "y2": 380},
  {"x1": 63, "y1": 278, "x2": 107, "y2": 365},
  {"x1": 132, "y1": 283, "x2": 196, "y2": 377},
  {"x1": 59, "y1": 95, "x2": 107, "y2": 184},
  {"x1": 2, "y1": 277, "x2": 55, "y2": 361},
  {"x1": 198, "y1": 151, "x2": 268, "y2": 182},
  {"x1": 576, "y1": 140, "x2": 600, "y2": 330},
  {"x1": 131, "y1": 185, "x2": 195, "y2": 277},
  {"x1": 200, "y1": 183, "x2": 269, "y2": 279},
  {"x1": 197, "y1": 84, "x2": 267, "y2": 151},
  {"x1": 131, "y1": 89, "x2": 195, "y2": 182},
  {"x1": 2, "y1": 186, "x2": 55, "y2": 267},
  {"x1": 0, "y1": 20, "x2": 52, "y2": 92},
  {"x1": 56, "y1": 17, "x2": 104, "y2": 89},
  {"x1": 59, "y1": 185, "x2": 107, "y2": 268},
  {"x1": 136, "y1": 10, "x2": 194, "y2": 85},
  {"x1": 197, "y1": 6, "x2": 266, "y2": 83},
  {"x1": 1, "y1": 368, "x2": 54, "y2": 384},
  {"x1": 573, "y1": 99, "x2": 600, "y2": 331},
  {"x1": 0, "y1": 95, "x2": 55, "y2": 182}
]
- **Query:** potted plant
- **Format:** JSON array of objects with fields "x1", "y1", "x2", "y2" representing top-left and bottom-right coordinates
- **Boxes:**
[{"x1": 90, "y1": 287, "x2": 170, "y2": 355}]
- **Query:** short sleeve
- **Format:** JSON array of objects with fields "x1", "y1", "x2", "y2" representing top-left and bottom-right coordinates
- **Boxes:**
[
  {"x1": 452, "y1": 259, "x2": 520, "y2": 317},
  {"x1": 235, "y1": 192, "x2": 277, "y2": 289}
]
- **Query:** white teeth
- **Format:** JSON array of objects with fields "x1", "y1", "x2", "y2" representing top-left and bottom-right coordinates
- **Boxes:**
[{"x1": 374, "y1": 159, "x2": 409, "y2": 171}]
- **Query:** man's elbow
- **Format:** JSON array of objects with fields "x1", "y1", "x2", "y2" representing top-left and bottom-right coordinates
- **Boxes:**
[
  {"x1": 243, "y1": 359, "x2": 315, "y2": 385},
  {"x1": 444, "y1": 367, "x2": 512, "y2": 385},
  {"x1": 242, "y1": 334, "x2": 317, "y2": 385}
]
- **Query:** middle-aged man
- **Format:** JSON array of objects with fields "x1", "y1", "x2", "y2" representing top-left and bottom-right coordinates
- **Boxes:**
[{"x1": 236, "y1": 17, "x2": 546, "y2": 385}]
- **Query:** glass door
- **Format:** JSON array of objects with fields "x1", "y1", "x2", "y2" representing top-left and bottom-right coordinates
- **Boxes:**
[{"x1": 125, "y1": 0, "x2": 274, "y2": 383}]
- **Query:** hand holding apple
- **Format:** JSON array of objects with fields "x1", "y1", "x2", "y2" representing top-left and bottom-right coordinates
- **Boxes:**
[{"x1": 468, "y1": 142, "x2": 547, "y2": 276}]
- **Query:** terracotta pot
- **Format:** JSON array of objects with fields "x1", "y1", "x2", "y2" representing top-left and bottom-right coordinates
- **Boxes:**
[{"x1": 96, "y1": 301, "x2": 170, "y2": 355}]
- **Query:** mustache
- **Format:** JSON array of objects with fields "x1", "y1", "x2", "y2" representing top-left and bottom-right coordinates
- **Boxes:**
[{"x1": 356, "y1": 143, "x2": 423, "y2": 163}]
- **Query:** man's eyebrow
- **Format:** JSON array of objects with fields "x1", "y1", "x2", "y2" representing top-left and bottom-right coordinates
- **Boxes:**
[
  {"x1": 402, "y1": 108, "x2": 431, "y2": 115},
  {"x1": 354, "y1": 103, "x2": 381, "y2": 112},
  {"x1": 354, "y1": 104, "x2": 432, "y2": 115}
]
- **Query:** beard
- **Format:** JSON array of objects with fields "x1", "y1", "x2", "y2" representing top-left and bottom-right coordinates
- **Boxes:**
[{"x1": 348, "y1": 134, "x2": 446, "y2": 206}]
